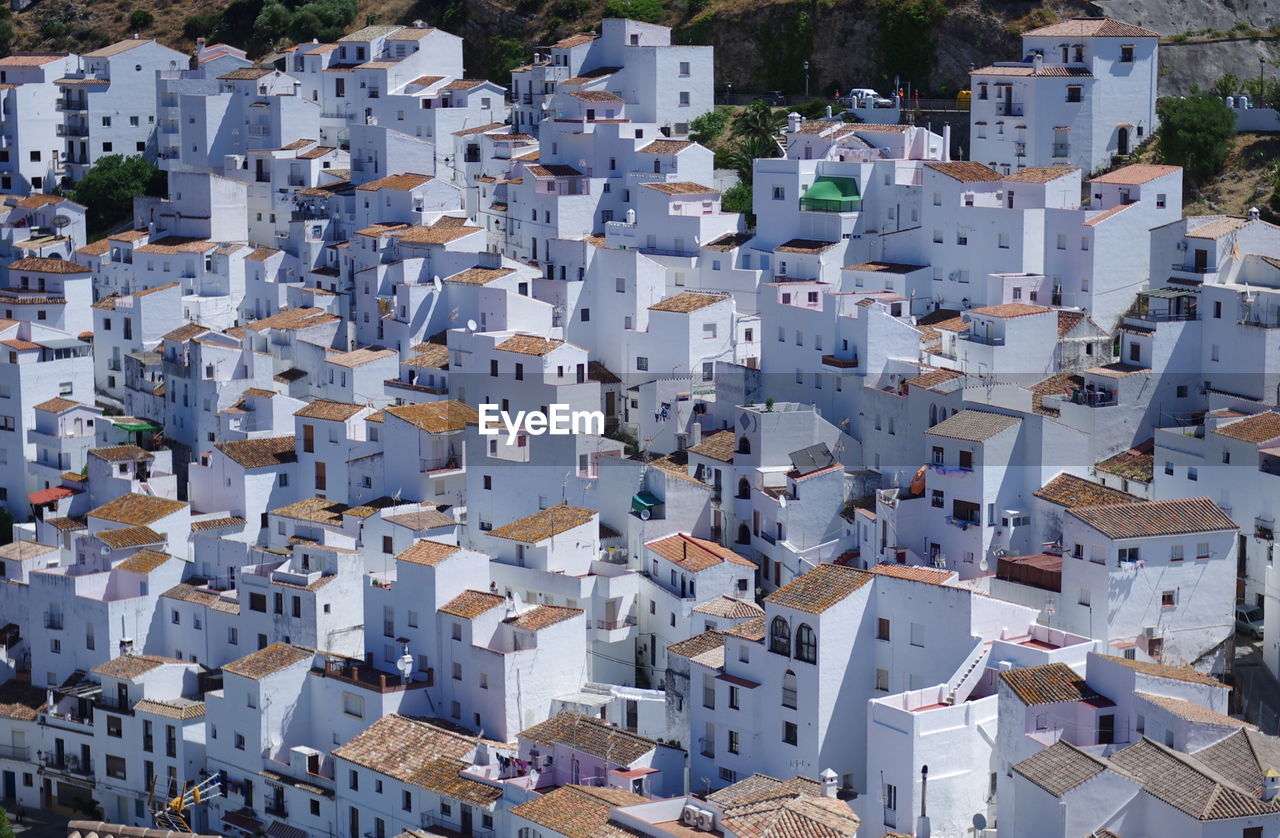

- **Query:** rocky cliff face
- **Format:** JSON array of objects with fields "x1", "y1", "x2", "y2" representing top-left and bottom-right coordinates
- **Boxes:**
[{"x1": 444, "y1": 0, "x2": 1278, "y2": 98}]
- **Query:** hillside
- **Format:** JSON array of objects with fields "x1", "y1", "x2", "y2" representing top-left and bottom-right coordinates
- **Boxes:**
[{"x1": 6, "y1": 0, "x2": 1278, "y2": 96}]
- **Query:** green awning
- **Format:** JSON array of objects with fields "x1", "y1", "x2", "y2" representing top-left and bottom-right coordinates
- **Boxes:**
[
  {"x1": 631, "y1": 492, "x2": 662, "y2": 513},
  {"x1": 117, "y1": 421, "x2": 162, "y2": 432},
  {"x1": 803, "y1": 177, "x2": 860, "y2": 202}
]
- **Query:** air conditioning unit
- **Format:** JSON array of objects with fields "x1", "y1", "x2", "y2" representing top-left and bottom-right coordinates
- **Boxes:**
[
  {"x1": 695, "y1": 810, "x2": 714, "y2": 831},
  {"x1": 680, "y1": 805, "x2": 701, "y2": 827},
  {"x1": 1142, "y1": 626, "x2": 1159, "y2": 639}
]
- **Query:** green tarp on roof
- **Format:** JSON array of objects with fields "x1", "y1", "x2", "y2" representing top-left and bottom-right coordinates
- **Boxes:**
[
  {"x1": 117, "y1": 421, "x2": 162, "y2": 432},
  {"x1": 803, "y1": 177, "x2": 860, "y2": 201}
]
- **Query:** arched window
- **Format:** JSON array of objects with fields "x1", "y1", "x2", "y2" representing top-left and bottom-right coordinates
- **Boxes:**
[
  {"x1": 738, "y1": 436, "x2": 751, "y2": 455},
  {"x1": 795, "y1": 623, "x2": 817, "y2": 664},
  {"x1": 737, "y1": 476, "x2": 751, "y2": 499},
  {"x1": 929, "y1": 404, "x2": 938, "y2": 426},
  {"x1": 782, "y1": 669, "x2": 798, "y2": 709},
  {"x1": 769, "y1": 616, "x2": 791, "y2": 655},
  {"x1": 737, "y1": 523, "x2": 751, "y2": 545}
]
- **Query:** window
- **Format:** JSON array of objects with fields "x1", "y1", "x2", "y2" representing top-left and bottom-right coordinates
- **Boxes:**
[
  {"x1": 1162, "y1": 590, "x2": 1177, "y2": 607},
  {"x1": 636, "y1": 356, "x2": 648, "y2": 371},
  {"x1": 875, "y1": 668, "x2": 889, "y2": 691},
  {"x1": 679, "y1": 61, "x2": 690, "y2": 76},
  {"x1": 1066, "y1": 85, "x2": 1082, "y2": 103},
  {"x1": 772, "y1": 185, "x2": 785, "y2": 201},
  {"x1": 1170, "y1": 545, "x2": 1184, "y2": 562},
  {"x1": 1120, "y1": 44, "x2": 1134, "y2": 62},
  {"x1": 769, "y1": 616, "x2": 791, "y2": 654},
  {"x1": 311, "y1": 800, "x2": 321, "y2": 816},
  {"x1": 1197, "y1": 542, "x2": 1211, "y2": 560},
  {"x1": 782, "y1": 670, "x2": 797, "y2": 708},
  {"x1": 349, "y1": 770, "x2": 359, "y2": 790},
  {"x1": 909, "y1": 622, "x2": 925, "y2": 647},
  {"x1": 877, "y1": 618, "x2": 890, "y2": 640},
  {"x1": 249, "y1": 593, "x2": 266, "y2": 612},
  {"x1": 1188, "y1": 467, "x2": 1198, "y2": 482},
  {"x1": 342, "y1": 692, "x2": 364, "y2": 718},
  {"x1": 234, "y1": 732, "x2": 246, "y2": 750},
  {"x1": 106, "y1": 755, "x2": 127, "y2": 780},
  {"x1": 782, "y1": 721, "x2": 798, "y2": 745},
  {"x1": 1164, "y1": 461, "x2": 1174, "y2": 476},
  {"x1": 107, "y1": 715, "x2": 122, "y2": 737},
  {"x1": 728, "y1": 685, "x2": 740, "y2": 710},
  {"x1": 795, "y1": 624, "x2": 817, "y2": 663}
]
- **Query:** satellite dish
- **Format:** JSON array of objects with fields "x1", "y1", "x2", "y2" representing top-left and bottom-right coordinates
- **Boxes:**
[
  {"x1": 639, "y1": 508, "x2": 651, "y2": 520},
  {"x1": 466, "y1": 319, "x2": 478, "y2": 332},
  {"x1": 52, "y1": 214, "x2": 71, "y2": 229},
  {"x1": 979, "y1": 557, "x2": 989, "y2": 572},
  {"x1": 973, "y1": 813, "x2": 988, "y2": 832},
  {"x1": 432, "y1": 275, "x2": 442, "y2": 293},
  {"x1": 779, "y1": 495, "x2": 787, "y2": 508}
]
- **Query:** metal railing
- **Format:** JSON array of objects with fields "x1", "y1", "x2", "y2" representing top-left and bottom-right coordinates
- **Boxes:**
[{"x1": 996, "y1": 102, "x2": 1024, "y2": 116}]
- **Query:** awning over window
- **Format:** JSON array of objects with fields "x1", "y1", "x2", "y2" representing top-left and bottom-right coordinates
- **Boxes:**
[
  {"x1": 116, "y1": 421, "x2": 162, "y2": 432},
  {"x1": 28, "y1": 486, "x2": 74, "y2": 505},
  {"x1": 800, "y1": 177, "x2": 861, "y2": 213}
]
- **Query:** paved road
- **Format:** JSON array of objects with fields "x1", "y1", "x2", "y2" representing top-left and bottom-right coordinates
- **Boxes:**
[
  {"x1": 0, "y1": 808, "x2": 68, "y2": 838},
  {"x1": 1234, "y1": 633, "x2": 1280, "y2": 734}
]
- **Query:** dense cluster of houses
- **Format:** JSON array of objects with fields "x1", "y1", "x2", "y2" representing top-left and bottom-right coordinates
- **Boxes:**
[{"x1": 0, "y1": 12, "x2": 1276, "y2": 838}]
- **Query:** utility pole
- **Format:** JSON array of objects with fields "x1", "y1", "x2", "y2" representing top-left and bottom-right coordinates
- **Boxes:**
[{"x1": 804, "y1": 61, "x2": 810, "y2": 99}]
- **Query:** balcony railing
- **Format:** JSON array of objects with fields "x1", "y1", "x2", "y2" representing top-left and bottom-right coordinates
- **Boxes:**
[
  {"x1": 1171, "y1": 262, "x2": 1217, "y2": 274},
  {"x1": 799, "y1": 197, "x2": 860, "y2": 213},
  {"x1": 996, "y1": 102, "x2": 1024, "y2": 116},
  {"x1": 0, "y1": 744, "x2": 29, "y2": 760},
  {"x1": 595, "y1": 616, "x2": 637, "y2": 630},
  {"x1": 1052, "y1": 143, "x2": 1070, "y2": 158}
]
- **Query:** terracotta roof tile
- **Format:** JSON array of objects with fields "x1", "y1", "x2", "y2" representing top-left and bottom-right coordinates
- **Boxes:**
[
  {"x1": 443, "y1": 266, "x2": 515, "y2": 285},
  {"x1": 355, "y1": 173, "x2": 433, "y2": 191},
  {"x1": 688, "y1": 429, "x2": 736, "y2": 462},
  {"x1": 520, "y1": 712, "x2": 657, "y2": 764},
  {"x1": 1012, "y1": 740, "x2": 1108, "y2": 796},
  {"x1": 642, "y1": 181, "x2": 717, "y2": 195},
  {"x1": 0, "y1": 680, "x2": 46, "y2": 720},
  {"x1": 8, "y1": 257, "x2": 91, "y2": 274},
  {"x1": 765, "y1": 565, "x2": 872, "y2": 615},
  {"x1": 90, "y1": 493, "x2": 186, "y2": 526},
  {"x1": 925, "y1": 409, "x2": 1021, "y2": 442},
  {"x1": 384, "y1": 400, "x2": 476, "y2": 432},
  {"x1": 115, "y1": 548, "x2": 173, "y2": 574},
  {"x1": 133, "y1": 697, "x2": 205, "y2": 720},
  {"x1": 925, "y1": 161, "x2": 1002, "y2": 182},
  {"x1": 243, "y1": 307, "x2": 340, "y2": 332},
  {"x1": 776, "y1": 238, "x2": 838, "y2": 254},
  {"x1": 1024, "y1": 16, "x2": 1159, "y2": 37},
  {"x1": 161, "y1": 581, "x2": 240, "y2": 613},
  {"x1": 1212, "y1": 412, "x2": 1280, "y2": 444},
  {"x1": 1135, "y1": 692, "x2": 1252, "y2": 728},
  {"x1": 221, "y1": 643, "x2": 311, "y2": 680},
  {"x1": 508, "y1": 604, "x2": 582, "y2": 631},
  {"x1": 692, "y1": 595, "x2": 764, "y2": 620},
  {"x1": 91, "y1": 654, "x2": 184, "y2": 680},
  {"x1": 970, "y1": 302, "x2": 1051, "y2": 318},
  {"x1": 646, "y1": 533, "x2": 754, "y2": 571},
  {"x1": 333, "y1": 715, "x2": 475, "y2": 780},
  {"x1": 294, "y1": 400, "x2": 365, "y2": 421},
  {"x1": 439, "y1": 589, "x2": 506, "y2": 619},
  {"x1": 724, "y1": 615, "x2": 765, "y2": 641},
  {"x1": 1068, "y1": 498, "x2": 1236, "y2": 539},
  {"x1": 410, "y1": 756, "x2": 501, "y2": 804},
  {"x1": 1107, "y1": 737, "x2": 1273, "y2": 820},
  {"x1": 494, "y1": 334, "x2": 565, "y2": 355},
  {"x1": 866, "y1": 563, "x2": 956, "y2": 585},
  {"x1": 96, "y1": 526, "x2": 165, "y2": 550},
  {"x1": 649, "y1": 292, "x2": 728, "y2": 313},
  {"x1": 1091, "y1": 163, "x2": 1180, "y2": 185},
  {"x1": 33, "y1": 396, "x2": 83, "y2": 413},
  {"x1": 216, "y1": 436, "x2": 297, "y2": 469},
  {"x1": 1034, "y1": 473, "x2": 1138, "y2": 508},
  {"x1": 489, "y1": 504, "x2": 595, "y2": 542},
  {"x1": 1000, "y1": 662, "x2": 1101, "y2": 705},
  {"x1": 1093, "y1": 653, "x2": 1224, "y2": 687},
  {"x1": 667, "y1": 629, "x2": 725, "y2": 659},
  {"x1": 396, "y1": 539, "x2": 461, "y2": 566}
]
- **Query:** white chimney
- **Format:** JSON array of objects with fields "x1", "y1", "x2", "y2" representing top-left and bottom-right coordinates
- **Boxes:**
[
  {"x1": 1263, "y1": 768, "x2": 1280, "y2": 801},
  {"x1": 1250, "y1": 206, "x2": 1262, "y2": 221},
  {"x1": 825, "y1": 105, "x2": 833, "y2": 118},
  {"x1": 1032, "y1": 52, "x2": 1044, "y2": 73},
  {"x1": 689, "y1": 422, "x2": 702, "y2": 447},
  {"x1": 942, "y1": 124, "x2": 952, "y2": 162},
  {"x1": 787, "y1": 112, "x2": 802, "y2": 134},
  {"x1": 820, "y1": 768, "x2": 839, "y2": 798}
]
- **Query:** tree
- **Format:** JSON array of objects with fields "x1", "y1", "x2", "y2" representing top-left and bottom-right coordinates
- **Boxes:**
[
  {"x1": 289, "y1": 0, "x2": 357, "y2": 43},
  {"x1": 68, "y1": 155, "x2": 167, "y2": 233},
  {"x1": 128, "y1": 9, "x2": 155, "y2": 30},
  {"x1": 1211, "y1": 74, "x2": 1240, "y2": 99},
  {"x1": 602, "y1": 0, "x2": 664, "y2": 24},
  {"x1": 1156, "y1": 94, "x2": 1236, "y2": 187},
  {"x1": 688, "y1": 109, "x2": 728, "y2": 144},
  {"x1": 254, "y1": 1, "x2": 294, "y2": 47},
  {"x1": 719, "y1": 133, "x2": 778, "y2": 184},
  {"x1": 731, "y1": 100, "x2": 787, "y2": 148},
  {"x1": 720, "y1": 181, "x2": 752, "y2": 215},
  {"x1": 0, "y1": 806, "x2": 15, "y2": 838}
]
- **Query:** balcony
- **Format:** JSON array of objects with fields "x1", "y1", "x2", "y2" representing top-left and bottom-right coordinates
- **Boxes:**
[
  {"x1": 385, "y1": 378, "x2": 447, "y2": 396},
  {"x1": 1239, "y1": 313, "x2": 1280, "y2": 329},
  {"x1": 996, "y1": 102, "x2": 1024, "y2": 116},
  {"x1": 799, "y1": 196, "x2": 860, "y2": 213},
  {"x1": 1171, "y1": 262, "x2": 1218, "y2": 275},
  {"x1": 38, "y1": 753, "x2": 93, "y2": 778},
  {"x1": 317, "y1": 658, "x2": 433, "y2": 693},
  {"x1": 820, "y1": 354, "x2": 859, "y2": 369},
  {"x1": 56, "y1": 98, "x2": 88, "y2": 112},
  {"x1": 1126, "y1": 309, "x2": 1198, "y2": 323},
  {"x1": 0, "y1": 744, "x2": 29, "y2": 760},
  {"x1": 56, "y1": 124, "x2": 89, "y2": 137},
  {"x1": 1052, "y1": 143, "x2": 1070, "y2": 158}
]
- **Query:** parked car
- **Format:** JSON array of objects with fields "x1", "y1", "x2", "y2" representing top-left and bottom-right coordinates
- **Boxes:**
[
  {"x1": 1236, "y1": 604, "x2": 1264, "y2": 640},
  {"x1": 847, "y1": 88, "x2": 894, "y2": 108}
]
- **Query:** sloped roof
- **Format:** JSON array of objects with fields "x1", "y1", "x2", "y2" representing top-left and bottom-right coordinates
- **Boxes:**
[
  {"x1": 1013, "y1": 740, "x2": 1109, "y2": 796},
  {"x1": 1000, "y1": 662, "x2": 1102, "y2": 705},
  {"x1": 221, "y1": 643, "x2": 311, "y2": 680},
  {"x1": 489, "y1": 504, "x2": 595, "y2": 542},
  {"x1": 925, "y1": 409, "x2": 1021, "y2": 442},
  {"x1": 216, "y1": 436, "x2": 297, "y2": 469},
  {"x1": 1034, "y1": 473, "x2": 1137, "y2": 508},
  {"x1": 520, "y1": 712, "x2": 657, "y2": 763},
  {"x1": 765, "y1": 565, "x2": 871, "y2": 615},
  {"x1": 1068, "y1": 498, "x2": 1236, "y2": 539},
  {"x1": 646, "y1": 533, "x2": 754, "y2": 571},
  {"x1": 384, "y1": 400, "x2": 477, "y2": 433}
]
